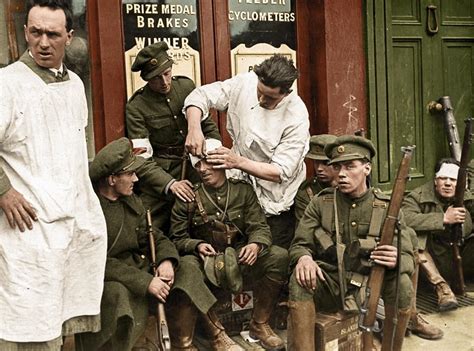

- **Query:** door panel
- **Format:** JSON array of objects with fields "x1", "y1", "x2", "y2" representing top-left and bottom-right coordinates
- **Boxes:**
[{"x1": 368, "y1": 0, "x2": 474, "y2": 191}]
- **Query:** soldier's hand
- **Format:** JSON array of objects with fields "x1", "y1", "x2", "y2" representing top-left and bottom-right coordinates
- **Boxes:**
[
  {"x1": 295, "y1": 255, "x2": 324, "y2": 291},
  {"x1": 0, "y1": 188, "x2": 37, "y2": 232},
  {"x1": 444, "y1": 206, "x2": 466, "y2": 224},
  {"x1": 370, "y1": 244, "x2": 397, "y2": 269},
  {"x1": 238, "y1": 243, "x2": 259, "y2": 266},
  {"x1": 170, "y1": 180, "x2": 195, "y2": 202},
  {"x1": 197, "y1": 243, "x2": 217, "y2": 260},
  {"x1": 206, "y1": 147, "x2": 243, "y2": 170},
  {"x1": 148, "y1": 277, "x2": 171, "y2": 303},
  {"x1": 157, "y1": 259, "x2": 175, "y2": 286}
]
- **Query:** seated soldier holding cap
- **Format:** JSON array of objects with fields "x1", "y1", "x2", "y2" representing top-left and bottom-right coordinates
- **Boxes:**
[
  {"x1": 77, "y1": 138, "x2": 215, "y2": 351},
  {"x1": 169, "y1": 138, "x2": 289, "y2": 351}
]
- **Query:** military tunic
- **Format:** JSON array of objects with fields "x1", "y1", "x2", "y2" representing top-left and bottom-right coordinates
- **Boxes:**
[
  {"x1": 77, "y1": 194, "x2": 179, "y2": 351},
  {"x1": 402, "y1": 181, "x2": 474, "y2": 279},
  {"x1": 126, "y1": 76, "x2": 220, "y2": 233},
  {"x1": 169, "y1": 179, "x2": 288, "y2": 302},
  {"x1": 289, "y1": 188, "x2": 415, "y2": 311},
  {"x1": 294, "y1": 176, "x2": 329, "y2": 227}
]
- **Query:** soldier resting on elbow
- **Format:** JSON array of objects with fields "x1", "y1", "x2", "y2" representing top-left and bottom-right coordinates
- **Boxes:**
[{"x1": 77, "y1": 138, "x2": 210, "y2": 351}]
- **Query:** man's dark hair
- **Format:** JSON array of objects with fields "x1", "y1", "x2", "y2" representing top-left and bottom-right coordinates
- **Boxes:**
[
  {"x1": 26, "y1": 0, "x2": 73, "y2": 32},
  {"x1": 253, "y1": 54, "x2": 298, "y2": 94},
  {"x1": 434, "y1": 157, "x2": 460, "y2": 173}
]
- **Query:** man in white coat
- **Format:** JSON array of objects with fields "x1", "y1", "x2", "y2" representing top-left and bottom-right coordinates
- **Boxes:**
[
  {"x1": 0, "y1": 1, "x2": 106, "y2": 349},
  {"x1": 184, "y1": 55, "x2": 310, "y2": 250}
]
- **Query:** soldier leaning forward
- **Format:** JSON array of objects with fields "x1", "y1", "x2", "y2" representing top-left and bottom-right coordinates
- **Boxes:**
[
  {"x1": 126, "y1": 41, "x2": 220, "y2": 234},
  {"x1": 287, "y1": 135, "x2": 416, "y2": 351},
  {"x1": 77, "y1": 138, "x2": 216, "y2": 351},
  {"x1": 169, "y1": 138, "x2": 288, "y2": 351}
]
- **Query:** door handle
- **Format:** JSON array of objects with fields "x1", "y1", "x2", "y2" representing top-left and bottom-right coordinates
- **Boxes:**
[
  {"x1": 426, "y1": 5, "x2": 439, "y2": 35},
  {"x1": 427, "y1": 100, "x2": 442, "y2": 113}
]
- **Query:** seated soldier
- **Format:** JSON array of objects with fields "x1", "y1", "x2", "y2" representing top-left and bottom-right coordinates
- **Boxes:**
[
  {"x1": 294, "y1": 134, "x2": 337, "y2": 227},
  {"x1": 402, "y1": 158, "x2": 474, "y2": 311},
  {"x1": 287, "y1": 135, "x2": 416, "y2": 351},
  {"x1": 76, "y1": 138, "x2": 215, "y2": 351},
  {"x1": 169, "y1": 138, "x2": 288, "y2": 351}
]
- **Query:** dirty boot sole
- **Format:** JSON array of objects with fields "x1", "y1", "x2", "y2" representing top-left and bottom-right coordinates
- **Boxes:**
[{"x1": 438, "y1": 301, "x2": 458, "y2": 312}]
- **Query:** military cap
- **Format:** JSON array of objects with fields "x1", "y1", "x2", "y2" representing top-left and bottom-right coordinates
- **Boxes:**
[
  {"x1": 325, "y1": 135, "x2": 376, "y2": 165},
  {"x1": 89, "y1": 137, "x2": 145, "y2": 182},
  {"x1": 131, "y1": 41, "x2": 174, "y2": 81},
  {"x1": 306, "y1": 134, "x2": 337, "y2": 161},
  {"x1": 204, "y1": 247, "x2": 243, "y2": 294}
]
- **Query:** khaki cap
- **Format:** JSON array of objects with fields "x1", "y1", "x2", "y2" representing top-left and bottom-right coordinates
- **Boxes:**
[
  {"x1": 131, "y1": 41, "x2": 174, "y2": 81},
  {"x1": 325, "y1": 135, "x2": 376, "y2": 165},
  {"x1": 89, "y1": 137, "x2": 145, "y2": 182},
  {"x1": 306, "y1": 134, "x2": 337, "y2": 161},
  {"x1": 204, "y1": 247, "x2": 243, "y2": 294}
]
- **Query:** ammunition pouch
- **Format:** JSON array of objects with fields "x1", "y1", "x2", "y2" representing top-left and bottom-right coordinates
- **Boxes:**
[
  {"x1": 210, "y1": 219, "x2": 239, "y2": 252},
  {"x1": 193, "y1": 219, "x2": 239, "y2": 252}
]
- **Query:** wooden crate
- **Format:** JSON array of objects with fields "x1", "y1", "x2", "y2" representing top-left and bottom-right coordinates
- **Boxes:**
[{"x1": 315, "y1": 311, "x2": 362, "y2": 351}]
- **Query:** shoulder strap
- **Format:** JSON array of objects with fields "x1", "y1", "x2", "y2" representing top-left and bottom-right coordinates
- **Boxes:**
[
  {"x1": 306, "y1": 186, "x2": 314, "y2": 200},
  {"x1": 367, "y1": 198, "x2": 388, "y2": 238},
  {"x1": 194, "y1": 191, "x2": 209, "y2": 223}
]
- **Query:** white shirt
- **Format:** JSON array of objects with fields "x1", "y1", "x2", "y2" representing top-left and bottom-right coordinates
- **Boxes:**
[
  {"x1": 184, "y1": 72, "x2": 310, "y2": 215},
  {"x1": 0, "y1": 61, "x2": 107, "y2": 342}
]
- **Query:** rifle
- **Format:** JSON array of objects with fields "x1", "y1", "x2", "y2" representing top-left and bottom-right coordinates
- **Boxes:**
[
  {"x1": 430, "y1": 96, "x2": 462, "y2": 161},
  {"x1": 146, "y1": 210, "x2": 171, "y2": 351},
  {"x1": 359, "y1": 145, "x2": 415, "y2": 332},
  {"x1": 449, "y1": 118, "x2": 473, "y2": 296}
]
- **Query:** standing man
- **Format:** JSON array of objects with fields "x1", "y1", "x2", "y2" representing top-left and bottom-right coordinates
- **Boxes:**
[
  {"x1": 126, "y1": 41, "x2": 221, "y2": 234},
  {"x1": 0, "y1": 1, "x2": 106, "y2": 349},
  {"x1": 184, "y1": 54, "x2": 310, "y2": 249},
  {"x1": 170, "y1": 138, "x2": 288, "y2": 351},
  {"x1": 402, "y1": 158, "x2": 474, "y2": 310},
  {"x1": 78, "y1": 138, "x2": 180, "y2": 351},
  {"x1": 294, "y1": 134, "x2": 337, "y2": 226},
  {"x1": 287, "y1": 136, "x2": 415, "y2": 351}
]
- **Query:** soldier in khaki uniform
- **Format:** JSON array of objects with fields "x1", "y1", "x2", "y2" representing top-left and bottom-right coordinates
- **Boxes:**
[
  {"x1": 402, "y1": 158, "x2": 474, "y2": 310},
  {"x1": 126, "y1": 42, "x2": 220, "y2": 234},
  {"x1": 294, "y1": 134, "x2": 337, "y2": 226},
  {"x1": 77, "y1": 138, "x2": 179, "y2": 351},
  {"x1": 287, "y1": 135, "x2": 416, "y2": 351},
  {"x1": 169, "y1": 139, "x2": 288, "y2": 351}
]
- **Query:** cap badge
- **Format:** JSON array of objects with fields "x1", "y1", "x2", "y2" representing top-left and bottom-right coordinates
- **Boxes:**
[
  {"x1": 150, "y1": 58, "x2": 158, "y2": 66},
  {"x1": 337, "y1": 145, "x2": 345, "y2": 153},
  {"x1": 216, "y1": 261, "x2": 224, "y2": 270}
]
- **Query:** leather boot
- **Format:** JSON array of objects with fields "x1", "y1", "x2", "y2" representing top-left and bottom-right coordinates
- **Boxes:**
[
  {"x1": 287, "y1": 300, "x2": 316, "y2": 351},
  {"x1": 166, "y1": 290, "x2": 199, "y2": 351},
  {"x1": 435, "y1": 282, "x2": 458, "y2": 311},
  {"x1": 408, "y1": 313, "x2": 443, "y2": 340},
  {"x1": 200, "y1": 310, "x2": 244, "y2": 351},
  {"x1": 381, "y1": 306, "x2": 411, "y2": 351},
  {"x1": 418, "y1": 251, "x2": 458, "y2": 311},
  {"x1": 249, "y1": 277, "x2": 285, "y2": 350},
  {"x1": 406, "y1": 252, "x2": 444, "y2": 339}
]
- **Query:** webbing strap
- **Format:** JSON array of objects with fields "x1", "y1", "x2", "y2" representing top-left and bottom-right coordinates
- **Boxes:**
[
  {"x1": 305, "y1": 186, "x2": 314, "y2": 200},
  {"x1": 194, "y1": 191, "x2": 209, "y2": 223},
  {"x1": 368, "y1": 199, "x2": 387, "y2": 238}
]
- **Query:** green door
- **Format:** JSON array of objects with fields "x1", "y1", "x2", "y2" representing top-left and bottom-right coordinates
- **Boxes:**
[{"x1": 367, "y1": 0, "x2": 474, "y2": 191}]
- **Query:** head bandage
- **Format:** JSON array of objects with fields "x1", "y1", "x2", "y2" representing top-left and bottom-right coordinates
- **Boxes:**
[
  {"x1": 435, "y1": 163, "x2": 459, "y2": 179},
  {"x1": 189, "y1": 138, "x2": 222, "y2": 168}
]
